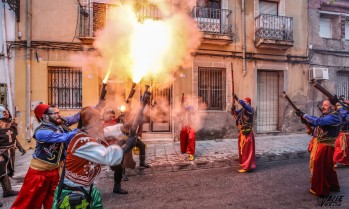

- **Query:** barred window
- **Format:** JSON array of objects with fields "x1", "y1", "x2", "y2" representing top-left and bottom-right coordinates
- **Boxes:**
[
  {"x1": 0, "y1": 83, "x2": 8, "y2": 106},
  {"x1": 48, "y1": 67, "x2": 82, "y2": 109},
  {"x1": 336, "y1": 71, "x2": 349, "y2": 100},
  {"x1": 198, "y1": 68, "x2": 226, "y2": 110}
]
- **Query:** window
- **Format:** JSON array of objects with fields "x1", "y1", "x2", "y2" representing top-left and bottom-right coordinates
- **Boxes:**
[
  {"x1": 198, "y1": 68, "x2": 226, "y2": 110},
  {"x1": 336, "y1": 71, "x2": 349, "y2": 101},
  {"x1": 48, "y1": 67, "x2": 82, "y2": 109},
  {"x1": 0, "y1": 83, "x2": 7, "y2": 106},
  {"x1": 345, "y1": 18, "x2": 349, "y2": 40},
  {"x1": 319, "y1": 17, "x2": 333, "y2": 38},
  {"x1": 259, "y1": 1, "x2": 278, "y2": 15}
]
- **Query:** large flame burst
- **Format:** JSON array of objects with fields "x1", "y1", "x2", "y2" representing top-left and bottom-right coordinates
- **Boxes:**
[{"x1": 94, "y1": 1, "x2": 201, "y2": 84}]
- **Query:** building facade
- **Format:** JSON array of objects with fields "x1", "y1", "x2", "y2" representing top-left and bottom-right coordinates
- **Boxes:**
[{"x1": 2, "y1": 0, "x2": 348, "y2": 147}]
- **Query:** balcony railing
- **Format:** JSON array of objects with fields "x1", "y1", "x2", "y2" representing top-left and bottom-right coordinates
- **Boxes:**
[
  {"x1": 255, "y1": 14, "x2": 293, "y2": 43},
  {"x1": 79, "y1": 3, "x2": 163, "y2": 40},
  {"x1": 192, "y1": 7, "x2": 232, "y2": 36}
]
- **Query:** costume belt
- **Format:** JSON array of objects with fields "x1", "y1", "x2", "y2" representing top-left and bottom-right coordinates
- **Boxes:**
[{"x1": 316, "y1": 137, "x2": 335, "y2": 147}]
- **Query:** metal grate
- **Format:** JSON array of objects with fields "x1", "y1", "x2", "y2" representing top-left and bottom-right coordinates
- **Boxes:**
[
  {"x1": 255, "y1": 14, "x2": 293, "y2": 42},
  {"x1": 0, "y1": 83, "x2": 8, "y2": 106},
  {"x1": 198, "y1": 68, "x2": 226, "y2": 110},
  {"x1": 48, "y1": 67, "x2": 82, "y2": 109},
  {"x1": 336, "y1": 71, "x2": 349, "y2": 100},
  {"x1": 192, "y1": 6, "x2": 232, "y2": 35},
  {"x1": 257, "y1": 71, "x2": 279, "y2": 132}
]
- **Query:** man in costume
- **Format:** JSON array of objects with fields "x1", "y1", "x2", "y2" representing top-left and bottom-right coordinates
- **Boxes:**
[
  {"x1": 179, "y1": 99, "x2": 196, "y2": 161},
  {"x1": 52, "y1": 106, "x2": 134, "y2": 208},
  {"x1": 12, "y1": 104, "x2": 80, "y2": 209},
  {"x1": 298, "y1": 99, "x2": 341, "y2": 196},
  {"x1": 102, "y1": 108, "x2": 133, "y2": 194},
  {"x1": 121, "y1": 108, "x2": 150, "y2": 168},
  {"x1": 0, "y1": 105, "x2": 26, "y2": 200},
  {"x1": 231, "y1": 94, "x2": 256, "y2": 173},
  {"x1": 333, "y1": 98, "x2": 349, "y2": 166}
]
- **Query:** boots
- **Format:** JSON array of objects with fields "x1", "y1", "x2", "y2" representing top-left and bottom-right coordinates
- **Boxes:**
[
  {"x1": 1, "y1": 176, "x2": 19, "y2": 198},
  {"x1": 139, "y1": 155, "x2": 150, "y2": 168},
  {"x1": 113, "y1": 183, "x2": 128, "y2": 194}
]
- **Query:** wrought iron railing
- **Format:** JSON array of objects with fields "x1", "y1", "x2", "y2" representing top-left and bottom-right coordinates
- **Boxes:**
[
  {"x1": 255, "y1": 14, "x2": 293, "y2": 42},
  {"x1": 192, "y1": 7, "x2": 232, "y2": 35},
  {"x1": 79, "y1": 2, "x2": 163, "y2": 38}
]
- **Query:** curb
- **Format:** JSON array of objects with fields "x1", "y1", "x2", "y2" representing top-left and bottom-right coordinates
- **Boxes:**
[{"x1": 104, "y1": 151, "x2": 310, "y2": 178}]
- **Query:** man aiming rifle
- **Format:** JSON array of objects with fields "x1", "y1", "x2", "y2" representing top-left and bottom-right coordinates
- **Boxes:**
[{"x1": 312, "y1": 82, "x2": 349, "y2": 166}]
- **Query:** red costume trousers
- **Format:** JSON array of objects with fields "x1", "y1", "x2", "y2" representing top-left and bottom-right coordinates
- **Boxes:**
[
  {"x1": 11, "y1": 167, "x2": 59, "y2": 209},
  {"x1": 180, "y1": 126, "x2": 196, "y2": 155},
  {"x1": 333, "y1": 132, "x2": 349, "y2": 165},
  {"x1": 310, "y1": 139, "x2": 340, "y2": 196},
  {"x1": 238, "y1": 131, "x2": 256, "y2": 170}
]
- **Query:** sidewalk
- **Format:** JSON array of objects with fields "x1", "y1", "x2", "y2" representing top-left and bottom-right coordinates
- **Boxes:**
[{"x1": 12, "y1": 134, "x2": 311, "y2": 182}]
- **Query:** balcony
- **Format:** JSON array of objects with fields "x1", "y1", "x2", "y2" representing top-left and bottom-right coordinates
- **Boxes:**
[
  {"x1": 255, "y1": 14, "x2": 294, "y2": 49},
  {"x1": 78, "y1": 3, "x2": 163, "y2": 44},
  {"x1": 192, "y1": 7, "x2": 233, "y2": 45}
]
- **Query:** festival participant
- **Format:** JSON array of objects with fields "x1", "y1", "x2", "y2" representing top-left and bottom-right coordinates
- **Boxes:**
[
  {"x1": 102, "y1": 108, "x2": 131, "y2": 194},
  {"x1": 299, "y1": 99, "x2": 341, "y2": 196},
  {"x1": 0, "y1": 105, "x2": 25, "y2": 201},
  {"x1": 11, "y1": 104, "x2": 80, "y2": 209},
  {"x1": 179, "y1": 99, "x2": 196, "y2": 161},
  {"x1": 231, "y1": 94, "x2": 256, "y2": 173},
  {"x1": 333, "y1": 98, "x2": 349, "y2": 166},
  {"x1": 52, "y1": 106, "x2": 133, "y2": 208}
]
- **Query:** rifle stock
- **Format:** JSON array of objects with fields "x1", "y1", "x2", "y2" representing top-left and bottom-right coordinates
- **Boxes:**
[{"x1": 283, "y1": 91, "x2": 313, "y2": 135}]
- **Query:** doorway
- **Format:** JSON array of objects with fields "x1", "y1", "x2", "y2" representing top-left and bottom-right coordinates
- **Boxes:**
[{"x1": 142, "y1": 82, "x2": 172, "y2": 133}]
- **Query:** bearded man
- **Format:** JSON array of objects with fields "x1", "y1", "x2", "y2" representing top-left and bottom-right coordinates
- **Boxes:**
[
  {"x1": 12, "y1": 104, "x2": 80, "y2": 209},
  {"x1": 299, "y1": 99, "x2": 341, "y2": 196}
]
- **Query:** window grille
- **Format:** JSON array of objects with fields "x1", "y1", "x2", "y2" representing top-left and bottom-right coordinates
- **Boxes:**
[
  {"x1": 48, "y1": 67, "x2": 82, "y2": 109},
  {"x1": 0, "y1": 84, "x2": 8, "y2": 106},
  {"x1": 336, "y1": 71, "x2": 349, "y2": 100},
  {"x1": 198, "y1": 68, "x2": 226, "y2": 110}
]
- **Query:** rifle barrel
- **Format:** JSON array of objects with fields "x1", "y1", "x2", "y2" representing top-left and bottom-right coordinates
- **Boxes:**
[{"x1": 283, "y1": 91, "x2": 299, "y2": 111}]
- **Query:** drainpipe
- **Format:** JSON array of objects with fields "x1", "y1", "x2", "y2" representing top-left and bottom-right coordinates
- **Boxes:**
[
  {"x1": 242, "y1": 0, "x2": 247, "y2": 77},
  {"x1": 25, "y1": 0, "x2": 32, "y2": 142},
  {"x1": 1, "y1": 4, "x2": 14, "y2": 114}
]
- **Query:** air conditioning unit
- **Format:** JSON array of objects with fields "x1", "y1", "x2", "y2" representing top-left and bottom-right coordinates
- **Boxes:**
[{"x1": 309, "y1": 68, "x2": 329, "y2": 81}]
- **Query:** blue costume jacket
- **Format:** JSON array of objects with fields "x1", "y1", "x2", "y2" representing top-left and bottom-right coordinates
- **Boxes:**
[{"x1": 32, "y1": 113, "x2": 80, "y2": 165}]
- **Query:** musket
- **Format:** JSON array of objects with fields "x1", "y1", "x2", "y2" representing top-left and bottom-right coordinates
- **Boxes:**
[
  {"x1": 122, "y1": 85, "x2": 151, "y2": 153},
  {"x1": 283, "y1": 91, "x2": 313, "y2": 135},
  {"x1": 125, "y1": 83, "x2": 137, "y2": 104},
  {"x1": 100, "y1": 83, "x2": 107, "y2": 100},
  {"x1": 313, "y1": 82, "x2": 349, "y2": 110},
  {"x1": 231, "y1": 69, "x2": 237, "y2": 118},
  {"x1": 317, "y1": 104, "x2": 323, "y2": 114}
]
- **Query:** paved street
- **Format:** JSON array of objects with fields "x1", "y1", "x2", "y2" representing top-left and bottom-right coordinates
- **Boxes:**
[
  {"x1": 0, "y1": 133, "x2": 332, "y2": 208},
  {"x1": 92, "y1": 159, "x2": 349, "y2": 209}
]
